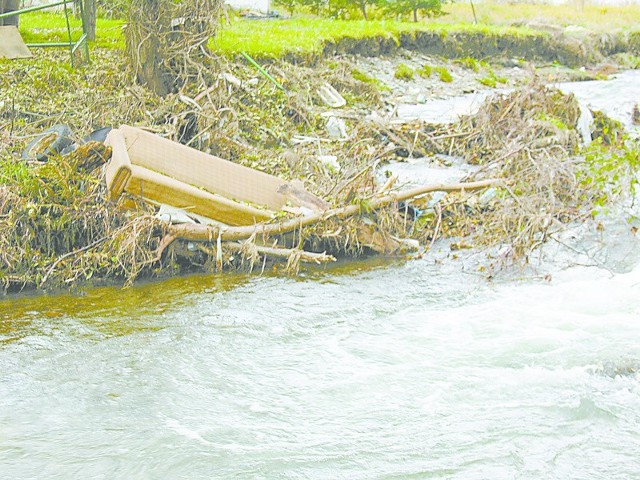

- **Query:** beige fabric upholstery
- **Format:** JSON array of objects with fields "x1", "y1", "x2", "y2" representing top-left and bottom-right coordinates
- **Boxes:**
[{"x1": 105, "y1": 126, "x2": 304, "y2": 226}]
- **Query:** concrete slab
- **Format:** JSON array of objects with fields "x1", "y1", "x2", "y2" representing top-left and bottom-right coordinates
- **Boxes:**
[{"x1": 0, "y1": 26, "x2": 32, "y2": 59}]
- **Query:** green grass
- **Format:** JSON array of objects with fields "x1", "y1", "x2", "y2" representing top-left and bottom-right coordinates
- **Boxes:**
[
  {"x1": 16, "y1": 8, "x2": 640, "y2": 61},
  {"x1": 434, "y1": 66, "x2": 452, "y2": 83},
  {"x1": 0, "y1": 158, "x2": 32, "y2": 186},
  {"x1": 351, "y1": 68, "x2": 389, "y2": 90},
  {"x1": 441, "y1": 1, "x2": 640, "y2": 32},
  {"x1": 417, "y1": 64, "x2": 432, "y2": 78},
  {"x1": 18, "y1": 12, "x2": 124, "y2": 49},
  {"x1": 211, "y1": 18, "x2": 541, "y2": 58},
  {"x1": 19, "y1": 13, "x2": 536, "y2": 59},
  {"x1": 477, "y1": 68, "x2": 507, "y2": 88},
  {"x1": 453, "y1": 56, "x2": 487, "y2": 72}
]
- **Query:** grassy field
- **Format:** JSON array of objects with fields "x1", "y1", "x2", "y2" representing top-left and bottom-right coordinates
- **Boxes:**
[
  {"x1": 211, "y1": 18, "x2": 538, "y2": 57},
  {"x1": 442, "y1": 2, "x2": 640, "y2": 32},
  {"x1": 16, "y1": 13, "x2": 538, "y2": 58},
  {"x1": 18, "y1": 12, "x2": 124, "y2": 49},
  {"x1": 14, "y1": 2, "x2": 640, "y2": 59}
]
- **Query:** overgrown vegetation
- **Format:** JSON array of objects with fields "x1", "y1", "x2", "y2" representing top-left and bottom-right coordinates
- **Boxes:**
[{"x1": 0, "y1": 144, "x2": 162, "y2": 291}]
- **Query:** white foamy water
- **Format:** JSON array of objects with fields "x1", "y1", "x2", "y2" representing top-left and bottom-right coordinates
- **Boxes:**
[{"x1": 1, "y1": 258, "x2": 640, "y2": 479}]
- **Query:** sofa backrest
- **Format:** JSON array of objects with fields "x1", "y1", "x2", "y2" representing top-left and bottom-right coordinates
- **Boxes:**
[{"x1": 119, "y1": 125, "x2": 288, "y2": 211}]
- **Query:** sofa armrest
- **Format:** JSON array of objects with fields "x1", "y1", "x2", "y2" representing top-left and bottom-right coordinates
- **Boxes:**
[{"x1": 104, "y1": 129, "x2": 132, "y2": 201}]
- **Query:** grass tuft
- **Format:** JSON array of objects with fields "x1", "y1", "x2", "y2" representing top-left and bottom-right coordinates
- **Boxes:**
[
  {"x1": 434, "y1": 66, "x2": 453, "y2": 82},
  {"x1": 418, "y1": 64, "x2": 432, "y2": 78},
  {"x1": 394, "y1": 63, "x2": 414, "y2": 81}
]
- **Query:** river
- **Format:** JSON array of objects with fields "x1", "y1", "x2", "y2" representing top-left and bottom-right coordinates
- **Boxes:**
[{"x1": 2, "y1": 72, "x2": 640, "y2": 479}]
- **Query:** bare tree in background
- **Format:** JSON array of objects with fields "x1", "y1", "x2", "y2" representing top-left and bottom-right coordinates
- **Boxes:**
[{"x1": 126, "y1": 0, "x2": 221, "y2": 97}]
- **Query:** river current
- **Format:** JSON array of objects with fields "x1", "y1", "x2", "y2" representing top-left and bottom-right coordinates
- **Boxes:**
[{"x1": 1, "y1": 72, "x2": 640, "y2": 479}]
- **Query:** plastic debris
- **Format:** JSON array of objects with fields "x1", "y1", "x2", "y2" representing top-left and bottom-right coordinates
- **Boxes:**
[
  {"x1": 317, "y1": 83, "x2": 346, "y2": 108},
  {"x1": 325, "y1": 116, "x2": 349, "y2": 140}
]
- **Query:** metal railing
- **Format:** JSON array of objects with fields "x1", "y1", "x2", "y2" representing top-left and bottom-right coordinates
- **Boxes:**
[{"x1": 0, "y1": 0, "x2": 89, "y2": 65}]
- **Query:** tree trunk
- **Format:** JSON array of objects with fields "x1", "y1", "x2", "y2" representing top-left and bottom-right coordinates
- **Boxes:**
[
  {"x1": 126, "y1": 0, "x2": 175, "y2": 97},
  {"x1": 359, "y1": 0, "x2": 368, "y2": 20},
  {"x1": 125, "y1": 0, "x2": 222, "y2": 97},
  {"x1": 83, "y1": 0, "x2": 96, "y2": 41},
  {"x1": 166, "y1": 179, "x2": 501, "y2": 243},
  {"x1": 413, "y1": 8, "x2": 418, "y2": 22}
]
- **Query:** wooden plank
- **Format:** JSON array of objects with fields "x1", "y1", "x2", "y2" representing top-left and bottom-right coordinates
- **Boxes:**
[{"x1": 0, "y1": 26, "x2": 32, "y2": 59}]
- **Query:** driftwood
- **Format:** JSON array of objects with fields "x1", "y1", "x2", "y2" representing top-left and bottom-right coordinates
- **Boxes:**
[
  {"x1": 165, "y1": 179, "x2": 500, "y2": 245},
  {"x1": 277, "y1": 180, "x2": 331, "y2": 211},
  {"x1": 225, "y1": 242, "x2": 336, "y2": 264}
]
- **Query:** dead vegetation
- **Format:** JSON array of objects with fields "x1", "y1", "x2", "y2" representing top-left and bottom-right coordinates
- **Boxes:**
[
  {"x1": 126, "y1": 0, "x2": 222, "y2": 96},
  {"x1": 0, "y1": 144, "x2": 163, "y2": 291},
  {"x1": 1, "y1": 33, "x2": 637, "y2": 292},
  {"x1": 420, "y1": 84, "x2": 585, "y2": 260}
]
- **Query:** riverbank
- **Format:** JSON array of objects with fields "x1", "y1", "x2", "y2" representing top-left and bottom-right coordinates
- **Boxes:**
[{"x1": 2, "y1": 11, "x2": 640, "y2": 293}]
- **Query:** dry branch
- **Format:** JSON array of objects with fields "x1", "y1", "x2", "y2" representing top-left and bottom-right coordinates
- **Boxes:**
[
  {"x1": 166, "y1": 179, "x2": 500, "y2": 243},
  {"x1": 225, "y1": 242, "x2": 336, "y2": 264}
]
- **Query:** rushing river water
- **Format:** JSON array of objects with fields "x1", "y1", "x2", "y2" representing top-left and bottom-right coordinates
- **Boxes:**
[{"x1": 2, "y1": 72, "x2": 640, "y2": 479}]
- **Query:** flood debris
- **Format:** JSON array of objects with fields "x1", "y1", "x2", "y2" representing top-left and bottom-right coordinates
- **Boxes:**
[
  {"x1": 2, "y1": 41, "x2": 637, "y2": 292},
  {"x1": 21, "y1": 124, "x2": 74, "y2": 162},
  {"x1": 408, "y1": 81, "x2": 639, "y2": 269},
  {"x1": 101, "y1": 125, "x2": 498, "y2": 276},
  {"x1": 104, "y1": 125, "x2": 326, "y2": 226},
  {"x1": 317, "y1": 83, "x2": 347, "y2": 108}
]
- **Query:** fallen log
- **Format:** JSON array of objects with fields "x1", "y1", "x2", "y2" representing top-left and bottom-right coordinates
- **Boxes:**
[{"x1": 166, "y1": 179, "x2": 500, "y2": 244}]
